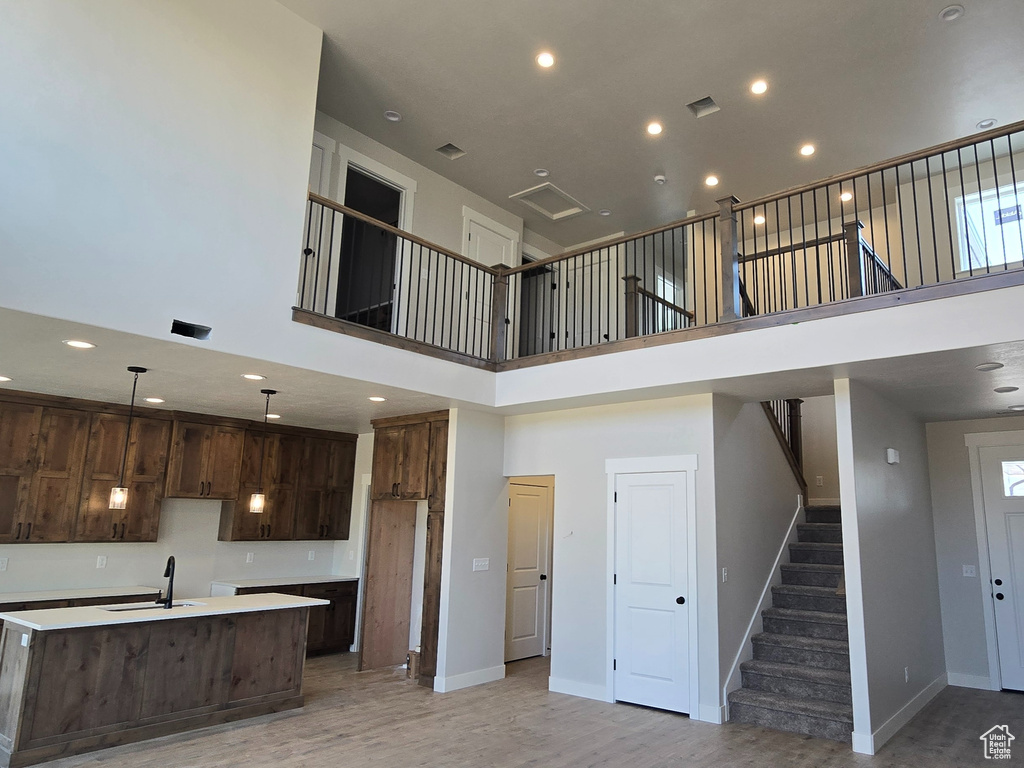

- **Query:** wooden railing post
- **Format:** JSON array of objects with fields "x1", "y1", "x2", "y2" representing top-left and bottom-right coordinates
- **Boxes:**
[
  {"x1": 489, "y1": 267, "x2": 509, "y2": 364},
  {"x1": 622, "y1": 275, "x2": 641, "y2": 338},
  {"x1": 785, "y1": 398, "x2": 804, "y2": 471},
  {"x1": 717, "y1": 196, "x2": 742, "y2": 322},
  {"x1": 844, "y1": 220, "x2": 865, "y2": 298}
]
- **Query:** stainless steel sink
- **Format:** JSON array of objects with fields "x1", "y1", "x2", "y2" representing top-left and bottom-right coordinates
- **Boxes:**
[{"x1": 103, "y1": 601, "x2": 205, "y2": 612}]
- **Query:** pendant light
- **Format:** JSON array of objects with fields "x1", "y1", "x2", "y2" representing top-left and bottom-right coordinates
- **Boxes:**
[
  {"x1": 250, "y1": 388, "x2": 277, "y2": 514},
  {"x1": 109, "y1": 366, "x2": 147, "y2": 510}
]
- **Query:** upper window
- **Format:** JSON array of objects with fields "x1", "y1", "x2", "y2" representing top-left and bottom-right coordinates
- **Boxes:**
[
  {"x1": 955, "y1": 182, "x2": 1024, "y2": 273},
  {"x1": 1001, "y1": 460, "x2": 1024, "y2": 497}
]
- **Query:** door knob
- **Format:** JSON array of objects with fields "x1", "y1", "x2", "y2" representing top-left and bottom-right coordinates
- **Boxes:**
[
  {"x1": 676, "y1": 596, "x2": 686, "y2": 605},
  {"x1": 995, "y1": 579, "x2": 1003, "y2": 586},
  {"x1": 996, "y1": 593, "x2": 1005, "y2": 600},
  {"x1": 539, "y1": 574, "x2": 547, "y2": 581}
]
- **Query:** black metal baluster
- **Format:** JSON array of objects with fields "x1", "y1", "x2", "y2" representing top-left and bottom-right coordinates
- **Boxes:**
[
  {"x1": 940, "y1": 152, "x2": 957, "y2": 281},
  {"x1": 924, "y1": 156, "x2": 940, "y2": 284},
  {"x1": 972, "y1": 144, "x2": 990, "y2": 273},
  {"x1": 1007, "y1": 134, "x2": 1024, "y2": 263},
  {"x1": 990, "y1": 139, "x2": 1008, "y2": 270},
  {"x1": 957, "y1": 147, "x2": 973, "y2": 277}
]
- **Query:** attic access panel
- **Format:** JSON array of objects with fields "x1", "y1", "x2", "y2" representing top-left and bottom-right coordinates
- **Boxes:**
[{"x1": 509, "y1": 182, "x2": 590, "y2": 221}]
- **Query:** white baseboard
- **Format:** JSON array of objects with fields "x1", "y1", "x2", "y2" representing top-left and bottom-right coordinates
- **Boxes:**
[
  {"x1": 698, "y1": 703, "x2": 727, "y2": 724},
  {"x1": 947, "y1": 672, "x2": 997, "y2": 690},
  {"x1": 808, "y1": 497, "x2": 841, "y2": 506},
  {"x1": 548, "y1": 676, "x2": 611, "y2": 702},
  {"x1": 433, "y1": 664, "x2": 505, "y2": 693},
  {"x1": 853, "y1": 673, "x2": 947, "y2": 754}
]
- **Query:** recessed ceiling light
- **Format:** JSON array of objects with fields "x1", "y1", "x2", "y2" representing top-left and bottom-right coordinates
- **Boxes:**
[
  {"x1": 1009, "y1": 405, "x2": 1024, "y2": 412},
  {"x1": 383, "y1": 110, "x2": 402, "y2": 122},
  {"x1": 753, "y1": 215, "x2": 766, "y2": 225},
  {"x1": 977, "y1": 118, "x2": 997, "y2": 130},
  {"x1": 705, "y1": 175, "x2": 719, "y2": 187},
  {"x1": 800, "y1": 144, "x2": 816, "y2": 157},
  {"x1": 241, "y1": 373, "x2": 266, "y2": 381},
  {"x1": 144, "y1": 397, "x2": 165, "y2": 404},
  {"x1": 598, "y1": 209, "x2": 612, "y2": 217},
  {"x1": 939, "y1": 4, "x2": 964, "y2": 21},
  {"x1": 647, "y1": 121, "x2": 663, "y2": 136},
  {"x1": 536, "y1": 51, "x2": 555, "y2": 68},
  {"x1": 976, "y1": 362, "x2": 1004, "y2": 371},
  {"x1": 654, "y1": 174, "x2": 667, "y2": 185},
  {"x1": 534, "y1": 168, "x2": 550, "y2": 177},
  {"x1": 266, "y1": 413, "x2": 282, "y2": 419},
  {"x1": 840, "y1": 191, "x2": 853, "y2": 202},
  {"x1": 751, "y1": 79, "x2": 768, "y2": 95},
  {"x1": 368, "y1": 396, "x2": 387, "y2": 402},
  {"x1": 0, "y1": 376, "x2": 11, "y2": 383},
  {"x1": 995, "y1": 386, "x2": 1020, "y2": 394},
  {"x1": 62, "y1": 339, "x2": 96, "y2": 349}
]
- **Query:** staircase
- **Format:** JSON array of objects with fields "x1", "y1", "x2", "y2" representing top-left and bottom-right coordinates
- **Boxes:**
[{"x1": 728, "y1": 505, "x2": 853, "y2": 742}]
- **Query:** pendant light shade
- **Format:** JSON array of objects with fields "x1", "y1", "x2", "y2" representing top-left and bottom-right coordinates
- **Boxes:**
[
  {"x1": 250, "y1": 389, "x2": 276, "y2": 514},
  {"x1": 110, "y1": 366, "x2": 147, "y2": 510}
]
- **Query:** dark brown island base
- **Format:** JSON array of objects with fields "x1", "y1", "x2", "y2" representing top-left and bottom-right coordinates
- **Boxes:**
[{"x1": 0, "y1": 593, "x2": 327, "y2": 768}]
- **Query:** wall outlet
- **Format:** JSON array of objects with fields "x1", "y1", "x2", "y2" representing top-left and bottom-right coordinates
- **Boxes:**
[
  {"x1": 95, "y1": 555, "x2": 107, "y2": 569},
  {"x1": 904, "y1": 666, "x2": 909, "y2": 683},
  {"x1": 963, "y1": 564, "x2": 977, "y2": 577},
  {"x1": 245, "y1": 552, "x2": 254, "y2": 564},
  {"x1": 886, "y1": 448, "x2": 900, "y2": 464},
  {"x1": 472, "y1": 557, "x2": 489, "y2": 572},
  {"x1": 721, "y1": 567, "x2": 728, "y2": 583},
  {"x1": 0, "y1": 557, "x2": 8, "y2": 572},
  {"x1": 308, "y1": 550, "x2": 315, "y2": 561},
  {"x1": 816, "y1": 475, "x2": 824, "y2": 487}
]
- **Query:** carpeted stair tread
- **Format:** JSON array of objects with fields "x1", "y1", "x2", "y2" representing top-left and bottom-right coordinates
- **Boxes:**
[
  {"x1": 740, "y1": 659, "x2": 851, "y2": 687},
  {"x1": 752, "y1": 632, "x2": 848, "y2": 653},
  {"x1": 789, "y1": 542, "x2": 843, "y2": 551},
  {"x1": 773, "y1": 584, "x2": 842, "y2": 597},
  {"x1": 762, "y1": 606, "x2": 848, "y2": 625},
  {"x1": 728, "y1": 688, "x2": 853, "y2": 723},
  {"x1": 781, "y1": 563, "x2": 844, "y2": 573}
]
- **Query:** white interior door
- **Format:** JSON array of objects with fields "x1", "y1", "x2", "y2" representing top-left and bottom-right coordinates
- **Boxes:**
[
  {"x1": 614, "y1": 471, "x2": 690, "y2": 713},
  {"x1": 980, "y1": 445, "x2": 1024, "y2": 691},
  {"x1": 505, "y1": 482, "x2": 551, "y2": 661}
]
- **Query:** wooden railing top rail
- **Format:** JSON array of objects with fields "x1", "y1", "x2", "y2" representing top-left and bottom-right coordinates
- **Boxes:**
[
  {"x1": 503, "y1": 210, "x2": 720, "y2": 276},
  {"x1": 735, "y1": 117, "x2": 1024, "y2": 212},
  {"x1": 308, "y1": 191, "x2": 501, "y2": 275},
  {"x1": 635, "y1": 286, "x2": 695, "y2": 320},
  {"x1": 739, "y1": 231, "x2": 844, "y2": 264}
]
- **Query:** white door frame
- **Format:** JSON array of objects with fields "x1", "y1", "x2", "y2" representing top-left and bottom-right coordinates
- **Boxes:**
[
  {"x1": 966, "y1": 429, "x2": 1024, "y2": 691},
  {"x1": 461, "y1": 205, "x2": 520, "y2": 267},
  {"x1": 605, "y1": 455, "x2": 699, "y2": 710},
  {"x1": 506, "y1": 475, "x2": 555, "y2": 659}
]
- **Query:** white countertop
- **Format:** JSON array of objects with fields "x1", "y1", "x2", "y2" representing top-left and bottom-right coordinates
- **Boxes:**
[
  {"x1": 0, "y1": 593, "x2": 329, "y2": 631},
  {"x1": 0, "y1": 585, "x2": 161, "y2": 604},
  {"x1": 211, "y1": 575, "x2": 358, "y2": 589}
]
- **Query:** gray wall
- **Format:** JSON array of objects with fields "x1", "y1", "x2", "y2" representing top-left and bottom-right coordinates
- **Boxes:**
[{"x1": 802, "y1": 394, "x2": 841, "y2": 504}]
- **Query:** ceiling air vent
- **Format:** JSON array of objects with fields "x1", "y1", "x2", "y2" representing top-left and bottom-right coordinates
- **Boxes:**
[
  {"x1": 436, "y1": 143, "x2": 467, "y2": 160},
  {"x1": 509, "y1": 182, "x2": 590, "y2": 221},
  {"x1": 686, "y1": 96, "x2": 720, "y2": 118}
]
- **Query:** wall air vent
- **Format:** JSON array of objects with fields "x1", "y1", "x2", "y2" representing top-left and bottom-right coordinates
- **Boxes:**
[
  {"x1": 686, "y1": 96, "x2": 720, "y2": 118},
  {"x1": 171, "y1": 319, "x2": 212, "y2": 340},
  {"x1": 436, "y1": 143, "x2": 467, "y2": 160},
  {"x1": 509, "y1": 182, "x2": 590, "y2": 222}
]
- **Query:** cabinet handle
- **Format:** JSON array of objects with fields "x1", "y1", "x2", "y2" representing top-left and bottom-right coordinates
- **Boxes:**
[
  {"x1": 206, "y1": 482, "x2": 213, "y2": 497},
  {"x1": 259, "y1": 524, "x2": 265, "y2": 538},
  {"x1": 267, "y1": 524, "x2": 271, "y2": 538},
  {"x1": 25, "y1": 523, "x2": 30, "y2": 540},
  {"x1": 120, "y1": 523, "x2": 125, "y2": 540},
  {"x1": 15, "y1": 523, "x2": 21, "y2": 541},
  {"x1": 324, "y1": 525, "x2": 330, "y2": 538},
  {"x1": 112, "y1": 524, "x2": 117, "y2": 539},
  {"x1": 201, "y1": 481, "x2": 207, "y2": 496}
]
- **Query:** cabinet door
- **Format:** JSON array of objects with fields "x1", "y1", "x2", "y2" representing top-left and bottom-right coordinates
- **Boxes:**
[
  {"x1": 399, "y1": 422, "x2": 430, "y2": 500},
  {"x1": 223, "y1": 430, "x2": 264, "y2": 541},
  {"x1": 324, "y1": 439, "x2": 356, "y2": 539},
  {"x1": 204, "y1": 426, "x2": 244, "y2": 499},
  {"x1": 0, "y1": 403, "x2": 42, "y2": 543},
  {"x1": 265, "y1": 434, "x2": 302, "y2": 540},
  {"x1": 370, "y1": 426, "x2": 403, "y2": 499},
  {"x1": 119, "y1": 417, "x2": 172, "y2": 542},
  {"x1": 294, "y1": 438, "x2": 331, "y2": 541},
  {"x1": 75, "y1": 414, "x2": 128, "y2": 542},
  {"x1": 24, "y1": 408, "x2": 90, "y2": 542},
  {"x1": 165, "y1": 422, "x2": 210, "y2": 498},
  {"x1": 427, "y1": 420, "x2": 448, "y2": 512}
]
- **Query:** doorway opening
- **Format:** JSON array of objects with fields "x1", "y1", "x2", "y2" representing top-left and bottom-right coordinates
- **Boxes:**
[
  {"x1": 517, "y1": 259, "x2": 558, "y2": 358},
  {"x1": 505, "y1": 476, "x2": 554, "y2": 667}
]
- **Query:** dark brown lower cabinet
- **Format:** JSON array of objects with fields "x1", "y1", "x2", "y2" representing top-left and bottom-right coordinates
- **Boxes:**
[{"x1": 235, "y1": 580, "x2": 357, "y2": 655}]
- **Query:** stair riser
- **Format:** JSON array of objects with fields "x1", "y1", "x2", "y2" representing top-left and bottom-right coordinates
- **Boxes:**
[
  {"x1": 762, "y1": 616, "x2": 849, "y2": 641},
  {"x1": 730, "y1": 702, "x2": 852, "y2": 743},
  {"x1": 789, "y1": 547, "x2": 844, "y2": 566},
  {"x1": 740, "y1": 670, "x2": 853, "y2": 705},
  {"x1": 797, "y1": 528, "x2": 843, "y2": 544},
  {"x1": 772, "y1": 592, "x2": 846, "y2": 613},
  {"x1": 753, "y1": 642, "x2": 850, "y2": 671},
  {"x1": 805, "y1": 509, "x2": 842, "y2": 525},
  {"x1": 781, "y1": 569, "x2": 842, "y2": 588}
]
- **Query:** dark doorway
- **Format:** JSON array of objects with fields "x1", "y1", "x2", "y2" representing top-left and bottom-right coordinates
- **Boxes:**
[
  {"x1": 518, "y1": 257, "x2": 558, "y2": 357},
  {"x1": 334, "y1": 167, "x2": 402, "y2": 331}
]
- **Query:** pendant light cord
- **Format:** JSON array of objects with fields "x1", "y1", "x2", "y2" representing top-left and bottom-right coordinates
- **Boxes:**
[
  {"x1": 256, "y1": 390, "x2": 271, "y2": 495},
  {"x1": 117, "y1": 371, "x2": 140, "y2": 488}
]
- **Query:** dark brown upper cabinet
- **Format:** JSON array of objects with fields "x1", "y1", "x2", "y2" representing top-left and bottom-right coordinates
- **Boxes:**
[{"x1": 165, "y1": 422, "x2": 244, "y2": 500}]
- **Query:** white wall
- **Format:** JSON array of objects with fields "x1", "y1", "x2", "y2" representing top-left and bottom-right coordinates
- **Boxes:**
[
  {"x1": 713, "y1": 397, "x2": 803, "y2": 700},
  {"x1": 803, "y1": 395, "x2": 841, "y2": 503},
  {"x1": 435, "y1": 408, "x2": 509, "y2": 691},
  {"x1": 331, "y1": 432, "x2": 373, "y2": 578},
  {"x1": 925, "y1": 414, "x2": 1024, "y2": 687},
  {"x1": 503, "y1": 395, "x2": 721, "y2": 719},
  {"x1": 835, "y1": 379, "x2": 946, "y2": 754}
]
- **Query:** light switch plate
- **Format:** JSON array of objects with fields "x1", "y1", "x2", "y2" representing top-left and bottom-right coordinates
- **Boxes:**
[
  {"x1": 0, "y1": 557, "x2": 8, "y2": 572},
  {"x1": 96, "y1": 555, "x2": 107, "y2": 569},
  {"x1": 308, "y1": 550, "x2": 315, "y2": 561},
  {"x1": 246, "y1": 552, "x2": 254, "y2": 564},
  {"x1": 20, "y1": 634, "x2": 27, "y2": 647},
  {"x1": 472, "y1": 557, "x2": 489, "y2": 572},
  {"x1": 963, "y1": 564, "x2": 977, "y2": 577},
  {"x1": 886, "y1": 448, "x2": 900, "y2": 464}
]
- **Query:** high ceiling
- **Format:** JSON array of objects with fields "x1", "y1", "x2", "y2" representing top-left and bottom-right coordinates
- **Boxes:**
[{"x1": 279, "y1": 0, "x2": 1024, "y2": 246}]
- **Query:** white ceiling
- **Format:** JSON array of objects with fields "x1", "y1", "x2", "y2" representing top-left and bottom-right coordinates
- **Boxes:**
[{"x1": 278, "y1": 0, "x2": 1024, "y2": 246}]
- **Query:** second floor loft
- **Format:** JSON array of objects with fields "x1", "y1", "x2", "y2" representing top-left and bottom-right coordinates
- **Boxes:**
[{"x1": 293, "y1": 120, "x2": 1024, "y2": 371}]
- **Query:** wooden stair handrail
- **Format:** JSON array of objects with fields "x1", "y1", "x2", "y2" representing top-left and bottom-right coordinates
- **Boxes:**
[{"x1": 761, "y1": 401, "x2": 808, "y2": 499}]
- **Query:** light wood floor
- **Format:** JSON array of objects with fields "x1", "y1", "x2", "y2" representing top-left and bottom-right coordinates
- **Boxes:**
[{"x1": 45, "y1": 655, "x2": 1023, "y2": 768}]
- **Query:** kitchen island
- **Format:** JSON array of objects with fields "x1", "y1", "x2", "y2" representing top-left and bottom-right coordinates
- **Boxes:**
[{"x1": 0, "y1": 593, "x2": 327, "y2": 768}]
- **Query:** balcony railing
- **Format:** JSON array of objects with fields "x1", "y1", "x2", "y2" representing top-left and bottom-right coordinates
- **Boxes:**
[{"x1": 294, "y1": 119, "x2": 1024, "y2": 367}]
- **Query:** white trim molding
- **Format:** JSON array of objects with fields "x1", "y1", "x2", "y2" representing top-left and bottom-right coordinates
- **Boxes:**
[
  {"x1": 854, "y1": 673, "x2": 947, "y2": 754},
  {"x1": 947, "y1": 672, "x2": 998, "y2": 690},
  {"x1": 433, "y1": 664, "x2": 506, "y2": 693},
  {"x1": 548, "y1": 676, "x2": 609, "y2": 702},
  {"x1": 461, "y1": 205, "x2": 521, "y2": 267}
]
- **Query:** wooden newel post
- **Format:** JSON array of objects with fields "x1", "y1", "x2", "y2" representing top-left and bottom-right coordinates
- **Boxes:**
[
  {"x1": 844, "y1": 220, "x2": 865, "y2": 298},
  {"x1": 717, "y1": 195, "x2": 742, "y2": 322},
  {"x1": 489, "y1": 268, "x2": 509, "y2": 364},
  {"x1": 623, "y1": 275, "x2": 641, "y2": 338},
  {"x1": 785, "y1": 398, "x2": 804, "y2": 471}
]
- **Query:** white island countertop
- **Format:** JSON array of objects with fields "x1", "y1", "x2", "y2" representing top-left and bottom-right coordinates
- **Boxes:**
[
  {"x1": 0, "y1": 593, "x2": 329, "y2": 631},
  {"x1": 211, "y1": 575, "x2": 358, "y2": 590},
  {"x1": 0, "y1": 585, "x2": 161, "y2": 604}
]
